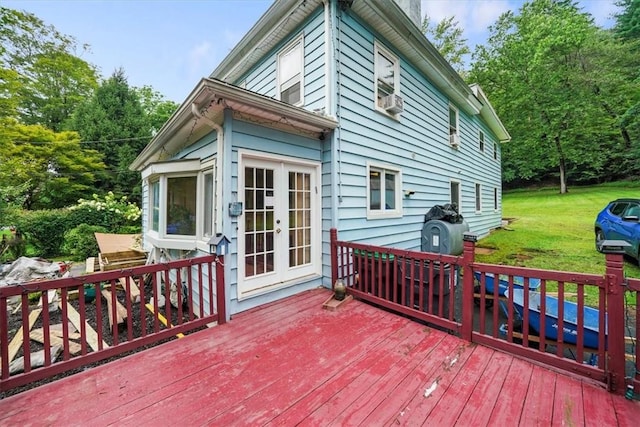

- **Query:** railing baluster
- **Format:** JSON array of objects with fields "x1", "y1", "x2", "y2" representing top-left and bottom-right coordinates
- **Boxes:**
[
  {"x1": 21, "y1": 294, "x2": 31, "y2": 371},
  {"x1": 198, "y1": 262, "x2": 204, "y2": 318},
  {"x1": 176, "y1": 269, "x2": 183, "y2": 324},
  {"x1": 42, "y1": 290, "x2": 51, "y2": 367},
  {"x1": 1, "y1": 296, "x2": 8, "y2": 380},
  {"x1": 576, "y1": 284, "x2": 585, "y2": 363},
  {"x1": 152, "y1": 272, "x2": 160, "y2": 333},
  {"x1": 138, "y1": 275, "x2": 146, "y2": 337},
  {"x1": 94, "y1": 281, "x2": 103, "y2": 351},
  {"x1": 110, "y1": 279, "x2": 119, "y2": 346},
  {"x1": 78, "y1": 284, "x2": 87, "y2": 356},
  {"x1": 125, "y1": 276, "x2": 133, "y2": 342},
  {"x1": 164, "y1": 268, "x2": 171, "y2": 329},
  {"x1": 556, "y1": 281, "x2": 565, "y2": 358},
  {"x1": 61, "y1": 288, "x2": 70, "y2": 361},
  {"x1": 539, "y1": 279, "x2": 546, "y2": 351}
]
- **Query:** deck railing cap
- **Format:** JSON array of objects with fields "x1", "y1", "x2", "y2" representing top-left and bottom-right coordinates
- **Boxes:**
[{"x1": 599, "y1": 239, "x2": 631, "y2": 254}]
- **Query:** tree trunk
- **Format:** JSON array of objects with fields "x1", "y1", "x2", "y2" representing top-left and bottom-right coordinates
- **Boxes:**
[{"x1": 554, "y1": 135, "x2": 568, "y2": 194}]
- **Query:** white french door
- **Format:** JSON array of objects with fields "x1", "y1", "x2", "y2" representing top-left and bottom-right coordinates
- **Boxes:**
[{"x1": 238, "y1": 155, "x2": 320, "y2": 298}]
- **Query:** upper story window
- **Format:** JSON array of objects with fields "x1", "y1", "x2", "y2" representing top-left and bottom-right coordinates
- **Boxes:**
[
  {"x1": 277, "y1": 35, "x2": 304, "y2": 106},
  {"x1": 479, "y1": 130, "x2": 485, "y2": 152},
  {"x1": 493, "y1": 141, "x2": 498, "y2": 160},
  {"x1": 449, "y1": 105, "x2": 459, "y2": 147},
  {"x1": 367, "y1": 162, "x2": 402, "y2": 219},
  {"x1": 374, "y1": 42, "x2": 401, "y2": 117}
]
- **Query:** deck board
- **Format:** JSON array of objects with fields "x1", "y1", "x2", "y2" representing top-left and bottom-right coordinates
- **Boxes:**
[{"x1": 1, "y1": 288, "x2": 639, "y2": 426}]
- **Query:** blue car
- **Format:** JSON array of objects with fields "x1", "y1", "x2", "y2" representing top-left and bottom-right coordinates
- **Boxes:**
[{"x1": 594, "y1": 198, "x2": 640, "y2": 263}]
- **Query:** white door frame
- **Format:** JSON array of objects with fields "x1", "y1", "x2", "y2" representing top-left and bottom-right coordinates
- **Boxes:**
[{"x1": 237, "y1": 150, "x2": 321, "y2": 300}]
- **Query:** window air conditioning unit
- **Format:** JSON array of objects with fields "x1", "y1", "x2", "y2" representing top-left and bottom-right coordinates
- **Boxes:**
[
  {"x1": 382, "y1": 94, "x2": 403, "y2": 114},
  {"x1": 449, "y1": 133, "x2": 460, "y2": 148}
]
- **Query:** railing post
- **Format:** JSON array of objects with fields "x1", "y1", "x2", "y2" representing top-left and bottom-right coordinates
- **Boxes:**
[
  {"x1": 461, "y1": 232, "x2": 478, "y2": 341},
  {"x1": 330, "y1": 228, "x2": 338, "y2": 289},
  {"x1": 601, "y1": 240, "x2": 630, "y2": 394},
  {"x1": 216, "y1": 255, "x2": 227, "y2": 325}
]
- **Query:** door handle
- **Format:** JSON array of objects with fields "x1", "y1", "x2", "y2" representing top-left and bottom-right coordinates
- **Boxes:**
[{"x1": 276, "y1": 228, "x2": 281, "y2": 234}]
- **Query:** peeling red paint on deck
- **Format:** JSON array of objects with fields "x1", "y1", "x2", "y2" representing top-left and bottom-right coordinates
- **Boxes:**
[{"x1": 1, "y1": 288, "x2": 638, "y2": 425}]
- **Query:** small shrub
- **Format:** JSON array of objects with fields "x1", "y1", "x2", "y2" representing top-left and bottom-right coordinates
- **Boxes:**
[
  {"x1": 62, "y1": 224, "x2": 108, "y2": 261},
  {"x1": 15, "y1": 209, "x2": 70, "y2": 257}
]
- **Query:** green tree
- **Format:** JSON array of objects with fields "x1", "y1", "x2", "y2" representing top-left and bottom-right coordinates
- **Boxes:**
[
  {"x1": 470, "y1": 0, "x2": 627, "y2": 192},
  {"x1": 421, "y1": 14, "x2": 471, "y2": 75},
  {"x1": 0, "y1": 118, "x2": 105, "y2": 209},
  {"x1": 69, "y1": 69, "x2": 149, "y2": 202},
  {"x1": 135, "y1": 85, "x2": 179, "y2": 135},
  {"x1": 615, "y1": 0, "x2": 640, "y2": 40},
  {"x1": 0, "y1": 7, "x2": 98, "y2": 130}
]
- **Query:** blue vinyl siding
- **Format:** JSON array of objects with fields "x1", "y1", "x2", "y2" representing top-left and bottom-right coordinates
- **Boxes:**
[
  {"x1": 225, "y1": 118, "x2": 324, "y2": 314},
  {"x1": 240, "y1": 7, "x2": 326, "y2": 112},
  {"x1": 333, "y1": 12, "x2": 502, "y2": 248}
]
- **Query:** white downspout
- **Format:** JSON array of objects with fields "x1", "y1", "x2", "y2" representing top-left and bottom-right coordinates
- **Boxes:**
[{"x1": 191, "y1": 102, "x2": 224, "y2": 236}]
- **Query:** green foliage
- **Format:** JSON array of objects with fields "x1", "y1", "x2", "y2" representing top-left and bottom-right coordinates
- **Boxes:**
[
  {"x1": 0, "y1": 7, "x2": 98, "y2": 129},
  {"x1": 615, "y1": 0, "x2": 640, "y2": 40},
  {"x1": 469, "y1": 0, "x2": 639, "y2": 192},
  {"x1": 68, "y1": 191, "x2": 141, "y2": 231},
  {"x1": 62, "y1": 224, "x2": 107, "y2": 261},
  {"x1": 11, "y1": 193, "x2": 140, "y2": 258},
  {"x1": 14, "y1": 208, "x2": 69, "y2": 257},
  {"x1": 69, "y1": 69, "x2": 151, "y2": 203},
  {"x1": 0, "y1": 118, "x2": 106, "y2": 209},
  {"x1": 421, "y1": 14, "x2": 470, "y2": 75}
]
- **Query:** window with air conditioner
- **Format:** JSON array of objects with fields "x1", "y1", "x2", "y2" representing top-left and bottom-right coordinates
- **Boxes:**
[
  {"x1": 375, "y1": 41, "x2": 402, "y2": 116},
  {"x1": 449, "y1": 104, "x2": 459, "y2": 147},
  {"x1": 277, "y1": 35, "x2": 303, "y2": 106}
]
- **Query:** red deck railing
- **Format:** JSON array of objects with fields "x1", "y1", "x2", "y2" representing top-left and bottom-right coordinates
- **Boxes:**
[
  {"x1": 0, "y1": 255, "x2": 226, "y2": 392},
  {"x1": 330, "y1": 228, "x2": 639, "y2": 395}
]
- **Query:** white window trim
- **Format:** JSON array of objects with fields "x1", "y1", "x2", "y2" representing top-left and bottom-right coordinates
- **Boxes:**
[
  {"x1": 366, "y1": 161, "x2": 403, "y2": 219},
  {"x1": 479, "y1": 130, "x2": 485, "y2": 153},
  {"x1": 142, "y1": 159, "x2": 216, "y2": 252},
  {"x1": 374, "y1": 40, "x2": 401, "y2": 119},
  {"x1": 475, "y1": 182, "x2": 482, "y2": 214},
  {"x1": 449, "y1": 104, "x2": 459, "y2": 140},
  {"x1": 276, "y1": 33, "x2": 304, "y2": 107},
  {"x1": 450, "y1": 179, "x2": 461, "y2": 212}
]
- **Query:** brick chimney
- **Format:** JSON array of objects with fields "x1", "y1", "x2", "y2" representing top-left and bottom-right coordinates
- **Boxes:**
[{"x1": 394, "y1": 0, "x2": 422, "y2": 28}]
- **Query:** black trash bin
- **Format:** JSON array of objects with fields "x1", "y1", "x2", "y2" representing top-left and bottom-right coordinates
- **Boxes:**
[{"x1": 353, "y1": 249, "x2": 397, "y2": 299}]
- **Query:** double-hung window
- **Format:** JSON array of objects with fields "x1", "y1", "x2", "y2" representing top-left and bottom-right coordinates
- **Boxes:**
[
  {"x1": 367, "y1": 163, "x2": 402, "y2": 218},
  {"x1": 475, "y1": 183, "x2": 482, "y2": 213},
  {"x1": 277, "y1": 35, "x2": 303, "y2": 106},
  {"x1": 374, "y1": 42, "x2": 400, "y2": 116},
  {"x1": 479, "y1": 130, "x2": 485, "y2": 153},
  {"x1": 449, "y1": 105, "x2": 459, "y2": 146}
]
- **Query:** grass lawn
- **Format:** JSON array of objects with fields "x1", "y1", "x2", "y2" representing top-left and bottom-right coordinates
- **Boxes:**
[{"x1": 475, "y1": 182, "x2": 640, "y2": 304}]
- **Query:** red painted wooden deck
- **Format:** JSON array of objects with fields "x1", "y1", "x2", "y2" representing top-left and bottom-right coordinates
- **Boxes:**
[{"x1": 1, "y1": 288, "x2": 638, "y2": 426}]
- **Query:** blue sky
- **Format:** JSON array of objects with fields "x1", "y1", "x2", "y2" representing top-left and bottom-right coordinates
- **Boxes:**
[{"x1": 4, "y1": 0, "x2": 619, "y2": 103}]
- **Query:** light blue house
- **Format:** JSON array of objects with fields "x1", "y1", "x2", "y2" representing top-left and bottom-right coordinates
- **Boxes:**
[{"x1": 130, "y1": 0, "x2": 510, "y2": 317}]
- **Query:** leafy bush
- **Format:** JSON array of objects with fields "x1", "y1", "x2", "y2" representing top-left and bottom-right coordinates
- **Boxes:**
[
  {"x1": 62, "y1": 224, "x2": 108, "y2": 261},
  {"x1": 68, "y1": 192, "x2": 141, "y2": 232},
  {"x1": 15, "y1": 209, "x2": 70, "y2": 257},
  {"x1": 12, "y1": 192, "x2": 141, "y2": 258}
]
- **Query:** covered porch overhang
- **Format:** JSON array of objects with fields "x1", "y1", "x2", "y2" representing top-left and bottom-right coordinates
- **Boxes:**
[{"x1": 130, "y1": 78, "x2": 338, "y2": 172}]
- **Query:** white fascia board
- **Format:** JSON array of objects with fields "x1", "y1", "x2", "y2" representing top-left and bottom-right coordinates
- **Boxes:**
[
  {"x1": 469, "y1": 84, "x2": 511, "y2": 142},
  {"x1": 130, "y1": 78, "x2": 338, "y2": 171}
]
